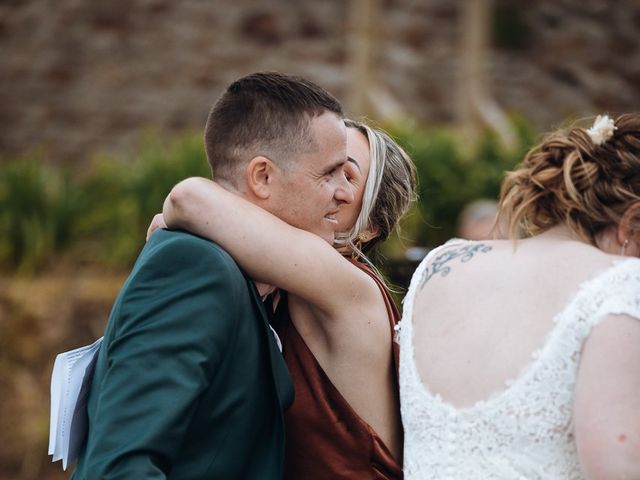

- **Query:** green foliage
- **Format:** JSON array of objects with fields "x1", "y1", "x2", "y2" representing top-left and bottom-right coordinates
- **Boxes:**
[
  {"x1": 76, "y1": 132, "x2": 209, "y2": 266},
  {"x1": 384, "y1": 117, "x2": 535, "y2": 250},
  {"x1": 0, "y1": 121, "x2": 536, "y2": 273},
  {"x1": 0, "y1": 159, "x2": 86, "y2": 272},
  {"x1": 0, "y1": 132, "x2": 208, "y2": 272}
]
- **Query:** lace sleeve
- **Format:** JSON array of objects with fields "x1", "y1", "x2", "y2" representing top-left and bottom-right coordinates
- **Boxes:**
[{"x1": 579, "y1": 258, "x2": 640, "y2": 333}]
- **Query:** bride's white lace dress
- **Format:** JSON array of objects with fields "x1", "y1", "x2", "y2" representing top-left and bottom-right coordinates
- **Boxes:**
[{"x1": 399, "y1": 243, "x2": 640, "y2": 479}]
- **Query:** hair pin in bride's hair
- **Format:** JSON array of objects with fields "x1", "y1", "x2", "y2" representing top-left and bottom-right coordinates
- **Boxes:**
[{"x1": 586, "y1": 115, "x2": 617, "y2": 146}]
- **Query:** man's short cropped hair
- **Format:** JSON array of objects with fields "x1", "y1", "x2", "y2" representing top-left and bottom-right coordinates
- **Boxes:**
[{"x1": 204, "y1": 72, "x2": 343, "y2": 187}]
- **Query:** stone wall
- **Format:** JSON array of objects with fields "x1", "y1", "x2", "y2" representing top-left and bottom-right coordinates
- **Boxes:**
[{"x1": 1, "y1": 0, "x2": 639, "y2": 163}]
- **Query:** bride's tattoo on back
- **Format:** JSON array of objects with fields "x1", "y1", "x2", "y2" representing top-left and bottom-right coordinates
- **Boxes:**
[{"x1": 419, "y1": 243, "x2": 493, "y2": 290}]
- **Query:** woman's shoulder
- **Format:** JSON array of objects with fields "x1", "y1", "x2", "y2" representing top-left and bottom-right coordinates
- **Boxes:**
[
  {"x1": 401, "y1": 239, "x2": 475, "y2": 320},
  {"x1": 405, "y1": 238, "x2": 494, "y2": 291},
  {"x1": 576, "y1": 255, "x2": 640, "y2": 299},
  {"x1": 557, "y1": 254, "x2": 640, "y2": 334},
  {"x1": 350, "y1": 258, "x2": 401, "y2": 322},
  {"x1": 563, "y1": 246, "x2": 640, "y2": 288}
]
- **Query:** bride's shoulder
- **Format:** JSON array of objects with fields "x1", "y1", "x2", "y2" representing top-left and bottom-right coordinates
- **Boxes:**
[
  {"x1": 404, "y1": 238, "x2": 488, "y2": 302},
  {"x1": 565, "y1": 253, "x2": 640, "y2": 318},
  {"x1": 570, "y1": 248, "x2": 640, "y2": 282},
  {"x1": 406, "y1": 239, "x2": 469, "y2": 284},
  {"x1": 415, "y1": 237, "x2": 490, "y2": 265},
  {"x1": 586, "y1": 255, "x2": 640, "y2": 287}
]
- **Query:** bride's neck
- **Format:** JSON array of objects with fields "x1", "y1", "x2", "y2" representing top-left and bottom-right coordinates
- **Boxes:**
[
  {"x1": 536, "y1": 224, "x2": 585, "y2": 242},
  {"x1": 536, "y1": 223, "x2": 619, "y2": 253}
]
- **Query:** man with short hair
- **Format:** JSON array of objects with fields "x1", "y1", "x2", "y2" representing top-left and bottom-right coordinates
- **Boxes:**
[{"x1": 71, "y1": 72, "x2": 352, "y2": 480}]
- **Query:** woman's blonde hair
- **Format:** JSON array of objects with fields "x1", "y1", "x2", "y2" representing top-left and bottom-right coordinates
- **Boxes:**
[
  {"x1": 335, "y1": 119, "x2": 417, "y2": 261},
  {"x1": 498, "y1": 113, "x2": 640, "y2": 244}
]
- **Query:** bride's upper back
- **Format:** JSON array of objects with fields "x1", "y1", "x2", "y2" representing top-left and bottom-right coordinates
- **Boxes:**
[
  {"x1": 401, "y1": 113, "x2": 640, "y2": 479},
  {"x1": 410, "y1": 233, "x2": 620, "y2": 409}
]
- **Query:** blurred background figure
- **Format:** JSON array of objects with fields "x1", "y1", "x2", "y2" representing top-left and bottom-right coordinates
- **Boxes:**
[{"x1": 456, "y1": 199, "x2": 500, "y2": 240}]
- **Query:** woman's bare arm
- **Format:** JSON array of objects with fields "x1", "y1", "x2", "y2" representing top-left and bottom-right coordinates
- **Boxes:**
[
  {"x1": 574, "y1": 314, "x2": 640, "y2": 480},
  {"x1": 162, "y1": 177, "x2": 381, "y2": 319}
]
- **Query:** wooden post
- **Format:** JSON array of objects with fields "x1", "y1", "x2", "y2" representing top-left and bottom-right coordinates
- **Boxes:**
[
  {"x1": 458, "y1": 0, "x2": 515, "y2": 149},
  {"x1": 348, "y1": 0, "x2": 378, "y2": 117}
]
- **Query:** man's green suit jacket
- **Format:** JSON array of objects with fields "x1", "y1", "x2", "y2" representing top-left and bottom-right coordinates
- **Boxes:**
[{"x1": 71, "y1": 229, "x2": 294, "y2": 479}]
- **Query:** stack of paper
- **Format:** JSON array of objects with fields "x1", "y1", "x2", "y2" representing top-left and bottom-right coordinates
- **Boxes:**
[{"x1": 48, "y1": 337, "x2": 103, "y2": 470}]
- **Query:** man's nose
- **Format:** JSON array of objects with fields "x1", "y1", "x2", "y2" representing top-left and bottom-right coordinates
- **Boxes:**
[{"x1": 334, "y1": 174, "x2": 354, "y2": 204}]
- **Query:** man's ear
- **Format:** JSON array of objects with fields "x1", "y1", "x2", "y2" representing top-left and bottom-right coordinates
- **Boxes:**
[
  {"x1": 617, "y1": 201, "x2": 640, "y2": 244},
  {"x1": 245, "y1": 156, "x2": 276, "y2": 200}
]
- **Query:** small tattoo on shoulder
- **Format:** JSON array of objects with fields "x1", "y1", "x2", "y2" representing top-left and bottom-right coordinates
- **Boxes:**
[{"x1": 418, "y1": 243, "x2": 493, "y2": 289}]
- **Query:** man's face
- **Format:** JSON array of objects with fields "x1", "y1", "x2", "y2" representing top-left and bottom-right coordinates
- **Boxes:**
[{"x1": 268, "y1": 112, "x2": 353, "y2": 244}]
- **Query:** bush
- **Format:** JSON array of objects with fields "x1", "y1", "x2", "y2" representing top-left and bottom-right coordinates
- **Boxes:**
[
  {"x1": 0, "y1": 159, "x2": 86, "y2": 272},
  {"x1": 382, "y1": 116, "x2": 535, "y2": 251},
  {"x1": 75, "y1": 132, "x2": 209, "y2": 267},
  {"x1": 0, "y1": 132, "x2": 209, "y2": 273},
  {"x1": 0, "y1": 121, "x2": 537, "y2": 273}
]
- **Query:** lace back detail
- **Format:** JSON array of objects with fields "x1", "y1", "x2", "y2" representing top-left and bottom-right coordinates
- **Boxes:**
[{"x1": 399, "y1": 247, "x2": 640, "y2": 480}]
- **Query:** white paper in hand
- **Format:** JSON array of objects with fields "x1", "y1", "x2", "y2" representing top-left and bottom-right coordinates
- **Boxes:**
[{"x1": 49, "y1": 337, "x2": 103, "y2": 470}]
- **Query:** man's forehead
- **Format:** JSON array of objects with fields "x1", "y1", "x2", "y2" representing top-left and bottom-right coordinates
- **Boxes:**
[
  {"x1": 323, "y1": 157, "x2": 348, "y2": 171},
  {"x1": 292, "y1": 150, "x2": 346, "y2": 176},
  {"x1": 293, "y1": 112, "x2": 346, "y2": 167}
]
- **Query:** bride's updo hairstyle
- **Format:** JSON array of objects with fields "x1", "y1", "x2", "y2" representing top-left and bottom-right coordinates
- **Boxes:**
[{"x1": 498, "y1": 113, "x2": 640, "y2": 244}]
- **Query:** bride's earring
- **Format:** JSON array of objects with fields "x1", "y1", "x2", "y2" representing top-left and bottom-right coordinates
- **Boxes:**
[{"x1": 621, "y1": 238, "x2": 630, "y2": 256}]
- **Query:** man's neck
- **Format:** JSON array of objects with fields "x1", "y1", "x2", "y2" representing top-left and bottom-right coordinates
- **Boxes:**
[{"x1": 254, "y1": 282, "x2": 276, "y2": 298}]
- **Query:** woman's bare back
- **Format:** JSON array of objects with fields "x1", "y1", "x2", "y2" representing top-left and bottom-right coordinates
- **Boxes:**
[{"x1": 411, "y1": 232, "x2": 620, "y2": 408}]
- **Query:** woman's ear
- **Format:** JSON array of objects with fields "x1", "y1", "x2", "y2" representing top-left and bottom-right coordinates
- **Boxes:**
[
  {"x1": 245, "y1": 156, "x2": 274, "y2": 200},
  {"x1": 359, "y1": 225, "x2": 380, "y2": 244},
  {"x1": 617, "y1": 201, "x2": 640, "y2": 245}
]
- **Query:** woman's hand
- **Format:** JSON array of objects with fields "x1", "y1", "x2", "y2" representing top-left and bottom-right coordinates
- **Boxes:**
[{"x1": 146, "y1": 213, "x2": 167, "y2": 240}]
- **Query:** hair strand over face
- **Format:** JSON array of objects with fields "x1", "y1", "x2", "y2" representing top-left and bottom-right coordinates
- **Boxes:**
[{"x1": 337, "y1": 119, "x2": 417, "y2": 265}]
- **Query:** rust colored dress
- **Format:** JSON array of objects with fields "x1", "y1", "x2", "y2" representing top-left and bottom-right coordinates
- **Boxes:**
[{"x1": 271, "y1": 260, "x2": 403, "y2": 480}]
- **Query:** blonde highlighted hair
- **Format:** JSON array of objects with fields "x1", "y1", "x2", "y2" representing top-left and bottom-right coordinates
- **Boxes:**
[
  {"x1": 335, "y1": 119, "x2": 417, "y2": 262},
  {"x1": 498, "y1": 113, "x2": 640, "y2": 244}
]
